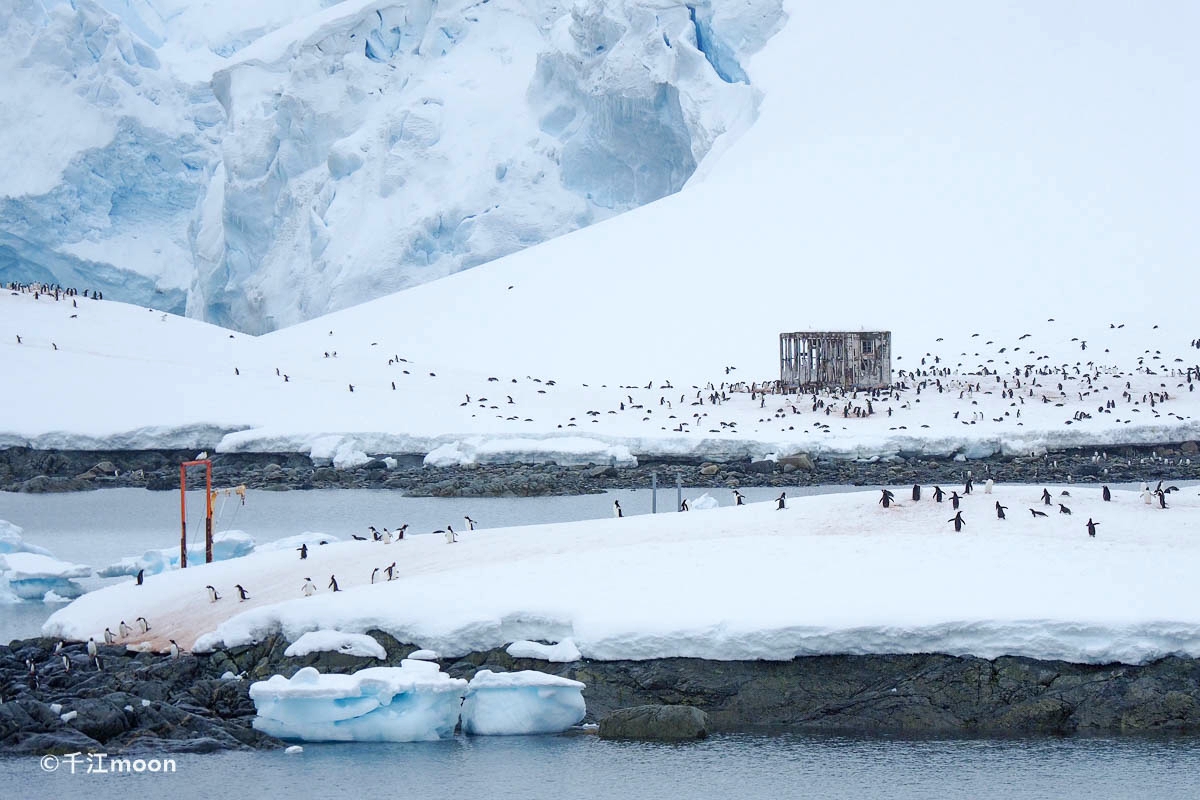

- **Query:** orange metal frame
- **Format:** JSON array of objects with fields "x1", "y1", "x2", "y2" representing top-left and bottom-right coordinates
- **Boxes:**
[{"x1": 180, "y1": 459, "x2": 213, "y2": 568}]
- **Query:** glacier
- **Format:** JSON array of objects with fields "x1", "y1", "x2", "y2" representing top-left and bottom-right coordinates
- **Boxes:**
[{"x1": 1, "y1": 0, "x2": 784, "y2": 333}]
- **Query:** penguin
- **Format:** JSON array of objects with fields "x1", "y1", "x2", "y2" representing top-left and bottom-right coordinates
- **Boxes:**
[
  {"x1": 382, "y1": 528, "x2": 393, "y2": 544},
  {"x1": 950, "y1": 491, "x2": 961, "y2": 510},
  {"x1": 236, "y1": 584, "x2": 250, "y2": 601},
  {"x1": 298, "y1": 543, "x2": 308, "y2": 559},
  {"x1": 54, "y1": 640, "x2": 63, "y2": 654},
  {"x1": 371, "y1": 567, "x2": 380, "y2": 584},
  {"x1": 680, "y1": 499, "x2": 690, "y2": 512},
  {"x1": 137, "y1": 617, "x2": 150, "y2": 634},
  {"x1": 948, "y1": 511, "x2": 965, "y2": 532},
  {"x1": 963, "y1": 476, "x2": 973, "y2": 495},
  {"x1": 61, "y1": 654, "x2": 70, "y2": 673},
  {"x1": 995, "y1": 502, "x2": 1008, "y2": 520},
  {"x1": 329, "y1": 575, "x2": 341, "y2": 592},
  {"x1": 135, "y1": 568, "x2": 144, "y2": 586},
  {"x1": 1102, "y1": 485, "x2": 1112, "y2": 502},
  {"x1": 775, "y1": 492, "x2": 787, "y2": 511},
  {"x1": 1041, "y1": 488, "x2": 1052, "y2": 506},
  {"x1": 1059, "y1": 504, "x2": 1072, "y2": 515},
  {"x1": 206, "y1": 585, "x2": 221, "y2": 602},
  {"x1": 87, "y1": 637, "x2": 97, "y2": 658},
  {"x1": 613, "y1": 500, "x2": 624, "y2": 518},
  {"x1": 118, "y1": 620, "x2": 131, "y2": 638},
  {"x1": 932, "y1": 486, "x2": 945, "y2": 503},
  {"x1": 93, "y1": 655, "x2": 103, "y2": 672},
  {"x1": 911, "y1": 484, "x2": 921, "y2": 502},
  {"x1": 879, "y1": 489, "x2": 895, "y2": 508},
  {"x1": 464, "y1": 516, "x2": 477, "y2": 531},
  {"x1": 1086, "y1": 518, "x2": 1099, "y2": 538},
  {"x1": 386, "y1": 562, "x2": 397, "y2": 581},
  {"x1": 169, "y1": 640, "x2": 180, "y2": 659},
  {"x1": 1030, "y1": 509, "x2": 1048, "y2": 518},
  {"x1": 104, "y1": 627, "x2": 115, "y2": 645},
  {"x1": 445, "y1": 525, "x2": 458, "y2": 544},
  {"x1": 395, "y1": 523, "x2": 408, "y2": 540},
  {"x1": 1156, "y1": 490, "x2": 1168, "y2": 509},
  {"x1": 352, "y1": 534, "x2": 367, "y2": 541},
  {"x1": 302, "y1": 578, "x2": 316, "y2": 597},
  {"x1": 984, "y1": 478, "x2": 994, "y2": 495},
  {"x1": 733, "y1": 490, "x2": 745, "y2": 506}
]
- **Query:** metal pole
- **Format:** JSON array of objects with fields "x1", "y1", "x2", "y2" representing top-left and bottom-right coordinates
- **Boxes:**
[
  {"x1": 179, "y1": 465, "x2": 188, "y2": 569},
  {"x1": 205, "y1": 462, "x2": 213, "y2": 564},
  {"x1": 676, "y1": 474, "x2": 682, "y2": 512},
  {"x1": 651, "y1": 471, "x2": 657, "y2": 514}
]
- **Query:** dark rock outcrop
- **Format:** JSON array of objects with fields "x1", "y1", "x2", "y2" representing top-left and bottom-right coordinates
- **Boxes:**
[{"x1": 599, "y1": 705, "x2": 708, "y2": 740}]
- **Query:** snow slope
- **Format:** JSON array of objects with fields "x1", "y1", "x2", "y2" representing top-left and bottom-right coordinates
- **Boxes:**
[
  {"x1": 2, "y1": 0, "x2": 778, "y2": 333},
  {"x1": 42, "y1": 486, "x2": 1200, "y2": 664}
]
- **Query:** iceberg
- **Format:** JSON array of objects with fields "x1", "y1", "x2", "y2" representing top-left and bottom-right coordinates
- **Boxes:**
[
  {"x1": 460, "y1": 669, "x2": 586, "y2": 736},
  {"x1": 0, "y1": 552, "x2": 92, "y2": 601},
  {"x1": 96, "y1": 530, "x2": 256, "y2": 578},
  {"x1": 249, "y1": 660, "x2": 467, "y2": 742},
  {"x1": 0, "y1": 520, "x2": 53, "y2": 557}
]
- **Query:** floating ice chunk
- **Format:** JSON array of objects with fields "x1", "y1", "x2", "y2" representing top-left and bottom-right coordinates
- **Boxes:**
[
  {"x1": 284, "y1": 631, "x2": 386, "y2": 660},
  {"x1": 460, "y1": 669, "x2": 586, "y2": 736},
  {"x1": 506, "y1": 639, "x2": 582, "y2": 663},
  {"x1": 0, "y1": 521, "x2": 53, "y2": 557},
  {"x1": 285, "y1": 745, "x2": 304, "y2": 755},
  {"x1": 0, "y1": 552, "x2": 91, "y2": 601},
  {"x1": 43, "y1": 590, "x2": 72, "y2": 603},
  {"x1": 97, "y1": 530, "x2": 255, "y2": 578},
  {"x1": 689, "y1": 493, "x2": 720, "y2": 510},
  {"x1": 249, "y1": 661, "x2": 467, "y2": 742}
]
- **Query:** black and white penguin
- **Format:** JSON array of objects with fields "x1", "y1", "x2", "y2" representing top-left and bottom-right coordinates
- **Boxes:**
[
  {"x1": 948, "y1": 511, "x2": 965, "y2": 532},
  {"x1": 169, "y1": 640, "x2": 180, "y2": 659},
  {"x1": 680, "y1": 500, "x2": 690, "y2": 512},
  {"x1": 1030, "y1": 508, "x2": 1048, "y2": 518},
  {"x1": 302, "y1": 578, "x2": 316, "y2": 596},
  {"x1": 1041, "y1": 488, "x2": 1052, "y2": 506},
  {"x1": 87, "y1": 637, "x2": 97, "y2": 658},
  {"x1": 964, "y1": 476, "x2": 973, "y2": 495},
  {"x1": 912, "y1": 484, "x2": 921, "y2": 502},
  {"x1": 1086, "y1": 518, "x2": 1099, "y2": 538},
  {"x1": 104, "y1": 627, "x2": 115, "y2": 645},
  {"x1": 932, "y1": 486, "x2": 945, "y2": 503},
  {"x1": 464, "y1": 516, "x2": 477, "y2": 531},
  {"x1": 879, "y1": 489, "x2": 895, "y2": 508},
  {"x1": 135, "y1": 569, "x2": 144, "y2": 586},
  {"x1": 386, "y1": 562, "x2": 397, "y2": 581},
  {"x1": 370, "y1": 567, "x2": 380, "y2": 584},
  {"x1": 118, "y1": 620, "x2": 131, "y2": 638},
  {"x1": 613, "y1": 500, "x2": 624, "y2": 518},
  {"x1": 995, "y1": 502, "x2": 1008, "y2": 520},
  {"x1": 236, "y1": 584, "x2": 250, "y2": 601},
  {"x1": 733, "y1": 490, "x2": 745, "y2": 506},
  {"x1": 984, "y1": 479, "x2": 994, "y2": 495},
  {"x1": 1156, "y1": 490, "x2": 1168, "y2": 509},
  {"x1": 54, "y1": 640, "x2": 63, "y2": 654},
  {"x1": 1102, "y1": 485, "x2": 1112, "y2": 502},
  {"x1": 445, "y1": 525, "x2": 458, "y2": 543},
  {"x1": 1059, "y1": 504, "x2": 1072, "y2": 515},
  {"x1": 381, "y1": 528, "x2": 393, "y2": 544},
  {"x1": 93, "y1": 655, "x2": 103, "y2": 672},
  {"x1": 61, "y1": 654, "x2": 70, "y2": 673},
  {"x1": 298, "y1": 543, "x2": 308, "y2": 559},
  {"x1": 329, "y1": 575, "x2": 341, "y2": 592},
  {"x1": 352, "y1": 534, "x2": 367, "y2": 541},
  {"x1": 950, "y1": 491, "x2": 961, "y2": 510},
  {"x1": 775, "y1": 492, "x2": 787, "y2": 511},
  {"x1": 137, "y1": 617, "x2": 150, "y2": 634}
]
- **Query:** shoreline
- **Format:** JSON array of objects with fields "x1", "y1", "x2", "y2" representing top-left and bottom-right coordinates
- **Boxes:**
[
  {"x1": 2, "y1": 442, "x2": 1199, "y2": 496},
  {"x1": 4, "y1": 632, "x2": 1200, "y2": 755}
]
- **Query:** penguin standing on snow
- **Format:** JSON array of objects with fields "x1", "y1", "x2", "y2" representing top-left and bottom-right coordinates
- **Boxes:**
[
  {"x1": 370, "y1": 567, "x2": 380, "y2": 584},
  {"x1": 912, "y1": 484, "x2": 921, "y2": 502},
  {"x1": 118, "y1": 621, "x2": 131, "y2": 639},
  {"x1": 733, "y1": 490, "x2": 745, "y2": 506},
  {"x1": 297, "y1": 543, "x2": 308, "y2": 559},
  {"x1": 775, "y1": 492, "x2": 787, "y2": 510},
  {"x1": 236, "y1": 584, "x2": 250, "y2": 601},
  {"x1": 1041, "y1": 488, "x2": 1053, "y2": 506},
  {"x1": 135, "y1": 569, "x2": 144, "y2": 586},
  {"x1": 613, "y1": 500, "x2": 624, "y2": 518},
  {"x1": 879, "y1": 489, "x2": 895, "y2": 508},
  {"x1": 1086, "y1": 518, "x2": 1099, "y2": 538},
  {"x1": 169, "y1": 640, "x2": 180, "y2": 659},
  {"x1": 444, "y1": 525, "x2": 458, "y2": 543},
  {"x1": 386, "y1": 562, "x2": 397, "y2": 581},
  {"x1": 137, "y1": 617, "x2": 150, "y2": 634},
  {"x1": 104, "y1": 627, "x2": 115, "y2": 645},
  {"x1": 950, "y1": 491, "x2": 961, "y2": 510},
  {"x1": 301, "y1": 578, "x2": 316, "y2": 596},
  {"x1": 464, "y1": 516, "x2": 477, "y2": 531},
  {"x1": 329, "y1": 575, "x2": 341, "y2": 592},
  {"x1": 964, "y1": 475, "x2": 974, "y2": 494},
  {"x1": 206, "y1": 585, "x2": 221, "y2": 603},
  {"x1": 1156, "y1": 490, "x2": 1168, "y2": 509},
  {"x1": 1059, "y1": 503, "x2": 1072, "y2": 515},
  {"x1": 680, "y1": 499, "x2": 690, "y2": 512},
  {"x1": 984, "y1": 479, "x2": 994, "y2": 494},
  {"x1": 1102, "y1": 486, "x2": 1112, "y2": 502},
  {"x1": 948, "y1": 511, "x2": 966, "y2": 532},
  {"x1": 932, "y1": 486, "x2": 945, "y2": 503},
  {"x1": 995, "y1": 502, "x2": 1008, "y2": 520}
]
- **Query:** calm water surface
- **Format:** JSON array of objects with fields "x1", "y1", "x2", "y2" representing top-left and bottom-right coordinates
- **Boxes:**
[{"x1": 5, "y1": 732, "x2": 1200, "y2": 800}]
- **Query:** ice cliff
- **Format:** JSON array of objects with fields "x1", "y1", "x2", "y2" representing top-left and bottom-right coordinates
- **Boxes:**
[{"x1": 1, "y1": 0, "x2": 784, "y2": 333}]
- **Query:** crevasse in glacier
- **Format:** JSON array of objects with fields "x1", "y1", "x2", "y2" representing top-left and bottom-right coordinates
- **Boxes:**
[{"x1": 1, "y1": 0, "x2": 785, "y2": 333}]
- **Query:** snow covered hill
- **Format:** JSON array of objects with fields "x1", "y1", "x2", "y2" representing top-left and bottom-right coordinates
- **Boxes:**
[
  {"x1": 42, "y1": 486, "x2": 1200, "y2": 664},
  {"x1": 1, "y1": 0, "x2": 779, "y2": 332}
]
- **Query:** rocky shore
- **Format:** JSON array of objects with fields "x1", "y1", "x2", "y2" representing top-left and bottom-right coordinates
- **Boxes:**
[
  {"x1": 4, "y1": 632, "x2": 1200, "y2": 755},
  {"x1": 2, "y1": 442, "x2": 1198, "y2": 496}
]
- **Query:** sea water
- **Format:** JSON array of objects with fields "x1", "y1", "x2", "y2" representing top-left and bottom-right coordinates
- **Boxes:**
[{"x1": 5, "y1": 731, "x2": 1200, "y2": 800}]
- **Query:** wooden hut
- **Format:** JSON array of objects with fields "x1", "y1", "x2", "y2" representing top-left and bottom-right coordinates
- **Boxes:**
[{"x1": 779, "y1": 331, "x2": 892, "y2": 391}]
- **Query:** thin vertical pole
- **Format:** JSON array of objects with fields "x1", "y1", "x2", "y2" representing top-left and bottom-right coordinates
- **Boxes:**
[
  {"x1": 651, "y1": 471, "x2": 657, "y2": 514},
  {"x1": 179, "y1": 465, "x2": 188, "y2": 569},
  {"x1": 676, "y1": 474, "x2": 682, "y2": 512},
  {"x1": 205, "y1": 462, "x2": 213, "y2": 564}
]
